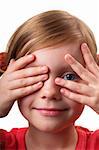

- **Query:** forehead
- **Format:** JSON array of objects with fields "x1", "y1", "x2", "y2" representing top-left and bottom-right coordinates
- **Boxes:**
[{"x1": 28, "y1": 43, "x2": 84, "y2": 69}]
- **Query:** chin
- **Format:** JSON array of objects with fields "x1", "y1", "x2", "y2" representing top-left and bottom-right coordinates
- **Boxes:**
[{"x1": 28, "y1": 117, "x2": 74, "y2": 134}]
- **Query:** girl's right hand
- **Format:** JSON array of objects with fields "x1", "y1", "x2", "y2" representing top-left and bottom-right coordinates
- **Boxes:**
[{"x1": 0, "y1": 54, "x2": 48, "y2": 117}]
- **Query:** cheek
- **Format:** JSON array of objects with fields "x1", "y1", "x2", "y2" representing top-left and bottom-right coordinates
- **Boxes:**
[
  {"x1": 72, "y1": 102, "x2": 84, "y2": 116},
  {"x1": 18, "y1": 95, "x2": 34, "y2": 114},
  {"x1": 66, "y1": 101, "x2": 84, "y2": 125},
  {"x1": 17, "y1": 97, "x2": 32, "y2": 122},
  {"x1": 72, "y1": 104, "x2": 84, "y2": 121},
  {"x1": 64, "y1": 98, "x2": 84, "y2": 116}
]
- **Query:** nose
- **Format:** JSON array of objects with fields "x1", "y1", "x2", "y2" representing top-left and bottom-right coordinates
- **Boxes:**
[{"x1": 40, "y1": 77, "x2": 61, "y2": 101}]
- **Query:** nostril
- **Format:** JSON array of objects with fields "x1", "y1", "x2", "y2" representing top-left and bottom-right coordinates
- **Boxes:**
[
  {"x1": 40, "y1": 81, "x2": 61, "y2": 100},
  {"x1": 42, "y1": 96, "x2": 46, "y2": 99}
]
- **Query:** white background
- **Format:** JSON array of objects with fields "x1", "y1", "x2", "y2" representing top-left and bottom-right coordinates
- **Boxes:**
[{"x1": 0, "y1": 0, "x2": 99, "y2": 131}]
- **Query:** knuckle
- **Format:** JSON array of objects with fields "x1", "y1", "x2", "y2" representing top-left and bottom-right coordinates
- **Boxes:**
[
  {"x1": 27, "y1": 68, "x2": 33, "y2": 75},
  {"x1": 20, "y1": 79, "x2": 27, "y2": 86},
  {"x1": 21, "y1": 71, "x2": 27, "y2": 77},
  {"x1": 75, "y1": 85, "x2": 81, "y2": 92},
  {"x1": 23, "y1": 86, "x2": 33, "y2": 95},
  {"x1": 80, "y1": 69, "x2": 87, "y2": 78},
  {"x1": 66, "y1": 81, "x2": 71, "y2": 88},
  {"x1": 35, "y1": 67, "x2": 42, "y2": 74},
  {"x1": 68, "y1": 92, "x2": 72, "y2": 99}
]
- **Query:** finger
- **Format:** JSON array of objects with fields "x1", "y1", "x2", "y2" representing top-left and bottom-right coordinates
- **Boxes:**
[
  {"x1": 7, "y1": 54, "x2": 35, "y2": 72},
  {"x1": 61, "y1": 88, "x2": 99, "y2": 113},
  {"x1": 55, "y1": 78, "x2": 94, "y2": 96},
  {"x1": 96, "y1": 54, "x2": 99, "y2": 66},
  {"x1": 11, "y1": 82, "x2": 43, "y2": 99},
  {"x1": 8, "y1": 66, "x2": 48, "y2": 80},
  {"x1": 3, "y1": 59, "x2": 15, "y2": 74},
  {"x1": 81, "y1": 43, "x2": 99, "y2": 75},
  {"x1": 9, "y1": 74, "x2": 48, "y2": 89},
  {"x1": 60, "y1": 87, "x2": 92, "y2": 106},
  {"x1": 65, "y1": 54, "x2": 96, "y2": 84}
]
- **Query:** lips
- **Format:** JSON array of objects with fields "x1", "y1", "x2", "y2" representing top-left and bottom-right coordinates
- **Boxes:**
[
  {"x1": 32, "y1": 107, "x2": 69, "y2": 117},
  {"x1": 33, "y1": 108, "x2": 68, "y2": 111}
]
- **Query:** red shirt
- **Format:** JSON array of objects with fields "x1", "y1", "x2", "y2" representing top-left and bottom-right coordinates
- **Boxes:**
[{"x1": 0, "y1": 126, "x2": 99, "y2": 150}]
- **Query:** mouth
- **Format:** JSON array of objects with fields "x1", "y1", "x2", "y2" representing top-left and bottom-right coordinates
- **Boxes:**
[{"x1": 32, "y1": 108, "x2": 69, "y2": 117}]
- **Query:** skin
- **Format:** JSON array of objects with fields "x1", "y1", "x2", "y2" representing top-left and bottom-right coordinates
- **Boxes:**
[
  {"x1": 18, "y1": 42, "x2": 86, "y2": 149},
  {"x1": 0, "y1": 55, "x2": 49, "y2": 117},
  {"x1": 56, "y1": 43, "x2": 99, "y2": 114},
  {"x1": 0, "y1": 42, "x2": 99, "y2": 149}
]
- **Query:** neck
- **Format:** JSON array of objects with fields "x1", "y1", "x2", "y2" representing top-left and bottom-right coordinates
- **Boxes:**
[{"x1": 25, "y1": 124, "x2": 78, "y2": 150}]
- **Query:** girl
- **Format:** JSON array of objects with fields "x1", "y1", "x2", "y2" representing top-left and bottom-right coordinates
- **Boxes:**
[{"x1": 0, "y1": 10, "x2": 99, "y2": 150}]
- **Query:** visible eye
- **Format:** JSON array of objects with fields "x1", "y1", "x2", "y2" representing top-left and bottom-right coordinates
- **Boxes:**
[{"x1": 61, "y1": 72, "x2": 79, "y2": 81}]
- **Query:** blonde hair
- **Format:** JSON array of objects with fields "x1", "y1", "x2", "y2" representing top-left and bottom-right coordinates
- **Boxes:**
[{"x1": 4, "y1": 10, "x2": 97, "y2": 67}]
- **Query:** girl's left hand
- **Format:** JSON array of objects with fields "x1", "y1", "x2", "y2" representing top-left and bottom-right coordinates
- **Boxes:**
[{"x1": 55, "y1": 43, "x2": 99, "y2": 114}]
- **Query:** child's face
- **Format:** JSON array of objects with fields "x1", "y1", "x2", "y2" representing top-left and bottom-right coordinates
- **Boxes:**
[{"x1": 18, "y1": 42, "x2": 85, "y2": 132}]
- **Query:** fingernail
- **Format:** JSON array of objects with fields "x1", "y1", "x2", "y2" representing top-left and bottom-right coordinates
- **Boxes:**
[
  {"x1": 37, "y1": 82, "x2": 43, "y2": 87},
  {"x1": 55, "y1": 78, "x2": 62, "y2": 83},
  {"x1": 60, "y1": 88, "x2": 65, "y2": 94},
  {"x1": 82, "y1": 43, "x2": 88, "y2": 49},
  {"x1": 28, "y1": 54, "x2": 34, "y2": 59},
  {"x1": 10, "y1": 59, "x2": 15, "y2": 63},
  {"x1": 43, "y1": 74, "x2": 48, "y2": 80},
  {"x1": 41, "y1": 66, "x2": 48, "y2": 72},
  {"x1": 65, "y1": 54, "x2": 74, "y2": 64}
]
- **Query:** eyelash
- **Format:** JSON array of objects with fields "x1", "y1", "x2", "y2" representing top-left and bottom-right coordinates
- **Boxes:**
[{"x1": 61, "y1": 72, "x2": 79, "y2": 81}]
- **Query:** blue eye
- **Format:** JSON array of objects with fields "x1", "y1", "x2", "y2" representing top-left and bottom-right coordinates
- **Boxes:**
[{"x1": 62, "y1": 72, "x2": 78, "y2": 81}]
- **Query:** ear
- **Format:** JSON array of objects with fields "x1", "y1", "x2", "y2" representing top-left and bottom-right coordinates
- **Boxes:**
[
  {"x1": 96, "y1": 54, "x2": 99, "y2": 66},
  {"x1": 0, "y1": 52, "x2": 7, "y2": 73}
]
